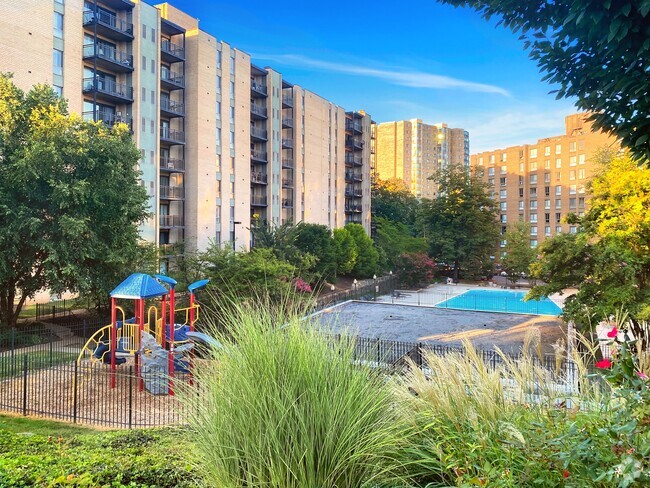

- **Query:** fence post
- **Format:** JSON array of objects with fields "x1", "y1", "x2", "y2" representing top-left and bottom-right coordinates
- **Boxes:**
[
  {"x1": 52, "y1": 305, "x2": 56, "y2": 319},
  {"x1": 22, "y1": 354, "x2": 28, "y2": 416},
  {"x1": 10, "y1": 328, "x2": 15, "y2": 376},
  {"x1": 376, "y1": 339, "x2": 381, "y2": 365},
  {"x1": 49, "y1": 329, "x2": 53, "y2": 367},
  {"x1": 73, "y1": 361, "x2": 78, "y2": 423},
  {"x1": 417, "y1": 342, "x2": 423, "y2": 369},
  {"x1": 128, "y1": 365, "x2": 133, "y2": 429}
]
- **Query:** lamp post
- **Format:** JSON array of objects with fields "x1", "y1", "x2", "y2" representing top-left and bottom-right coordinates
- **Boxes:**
[
  {"x1": 232, "y1": 221, "x2": 242, "y2": 251},
  {"x1": 352, "y1": 278, "x2": 358, "y2": 299},
  {"x1": 373, "y1": 274, "x2": 378, "y2": 301}
]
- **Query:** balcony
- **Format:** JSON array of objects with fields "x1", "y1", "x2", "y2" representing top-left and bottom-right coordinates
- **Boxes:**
[
  {"x1": 160, "y1": 98, "x2": 185, "y2": 117},
  {"x1": 160, "y1": 185, "x2": 185, "y2": 200},
  {"x1": 345, "y1": 138, "x2": 364, "y2": 151},
  {"x1": 250, "y1": 126, "x2": 268, "y2": 141},
  {"x1": 251, "y1": 172, "x2": 268, "y2": 185},
  {"x1": 251, "y1": 81, "x2": 267, "y2": 97},
  {"x1": 282, "y1": 178, "x2": 293, "y2": 188},
  {"x1": 345, "y1": 154, "x2": 363, "y2": 166},
  {"x1": 281, "y1": 157, "x2": 294, "y2": 169},
  {"x1": 251, "y1": 150, "x2": 267, "y2": 163},
  {"x1": 160, "y1": 70, "x2": 184, "y2": 90},
  {"x1": 345, "y1": 120, "x2": 363, "y2": 134},
  {"x1": 282, "y1": 117, "x2": 293, "y2": 129},
  {"x1": 160, "y1": 157, "x2": 185, "y2": 172},
  {"x1": 344, "y1": 205, "x2": 362, "y2": 213},
  {"x1": 345, "y1": 171, "x2": 362, "y2": 182},
  {"x1": 282, "y1": 95, "x2": 293, "y2": 108},
  {"x1": 282, "y1": 138, "x2": 294, "y2": 149},
  {"x1": 159, "y1": 215, "x2": 184, "y2": 228},
  {"x1": 160, "y1": 126, "x2": 185, "y2": 145},
  {"x1": 250, "y1": 195, "x2": 268, "y2": 206},
  {"x1": 161, "y1": 38, "x2": 184, "y2": 63},
  {"x1": 250, "y1": 104, "x2": 267, "y2": 119},
  {"x1": 159, "y1": 242, "x2": 184, "y2": 256},
  {"x1": 83, "y1": 9, "x2": 133, "y2": 41},
  {"x1": 282, "y1": 198, "x2": 293, "y2": 208},
  {"x1": 83, "y1": 42, "x2": 134, "y2": 73},
  {"x1": 83, "y1": 110, "x2": 132, "y2": 131},
  {"x1": 82, "y1": 77, "x2": 133, "y2": 104}
]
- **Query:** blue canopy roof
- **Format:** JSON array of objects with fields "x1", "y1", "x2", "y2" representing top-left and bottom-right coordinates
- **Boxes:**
[
  {"x1": 188, "y1": 279, "x2": 210, "y2": 293},
  {"x1": 110, "y1": 273, "x2": 169, "y2": 299}
]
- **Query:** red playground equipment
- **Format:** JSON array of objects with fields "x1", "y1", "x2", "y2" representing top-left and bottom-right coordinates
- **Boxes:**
[{"x1": 77, "y1": 273, "x2": 209, "y2": 395}]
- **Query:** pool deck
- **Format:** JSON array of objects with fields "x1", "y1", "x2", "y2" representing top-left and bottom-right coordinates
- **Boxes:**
[{"x1": 312, "y1": 299, "x2": 567, "y2": 355}]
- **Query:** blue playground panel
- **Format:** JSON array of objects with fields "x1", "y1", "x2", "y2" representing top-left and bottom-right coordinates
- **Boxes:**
[{"x1": 435, "y1": 289, "x2": 562, "y2": 316}]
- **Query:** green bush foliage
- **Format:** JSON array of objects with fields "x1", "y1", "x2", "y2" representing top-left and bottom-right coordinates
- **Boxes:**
[
  {"x1": 0, "y1": 427, "x2": 198, "y2": 487},
  {"x1": 345, "y1": 223, "x2": 379, "y2": 278}
]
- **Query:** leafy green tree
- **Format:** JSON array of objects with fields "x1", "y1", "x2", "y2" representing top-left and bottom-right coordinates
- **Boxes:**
[
  {"x1": 440, "y1": 0, "x2": 650, "y2": 161},
  {"x1": 332, "y1": 228, "x2": 358, "y2": 277},
  {"x1": 345, "y1": 224, "x2": 379, "y2": 278},
  {"x1": 0, "y1": 76, "x2": 149, "y2": 326},
  {"x1": 529, "y1": 154, "x2": 650, "y2": 343},
  {"x1": 294, "y1": 223, "x2": 336, "y2": 279},
  {"x1": 373, "y1": 217, "x2": 428, "y2": 270},
  {"x1": 250, "y1": 219, "x2": 315, "y2": 272},
  {"x1": 372, "y1": 178, "x2": 421, "y2": 232},
  {"x1": 421, "y1": 165, "x2": 500, "y2": 282},
  {"x1": 502, "y1": 222, "x2": 536, "y2": 286},
  {"x1": 395, "y1": 253, "x2": 437, "y2": 289}
]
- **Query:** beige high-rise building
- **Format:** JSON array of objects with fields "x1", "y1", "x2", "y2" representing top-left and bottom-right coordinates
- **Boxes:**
[
  {"x1": 374, "y1": 119, "x2": 470, "y2": 198},
  {"x1": 0, "y1": 0, "x2": 372, "y2": 270},
  {"x1": 471, "y1": 113, "x2": 619, "y2": 255}
]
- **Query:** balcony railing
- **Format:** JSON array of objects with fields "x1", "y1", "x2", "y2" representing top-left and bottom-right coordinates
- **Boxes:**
[
  {"x1": 159, "y1": 215, "x2": 184, "y2": 227},
  {"x1": 282, "y1": 138, "x2": 294, "y2": 149},
  {"x1": 83, "y1": 42, "x2": 133, "y2": 70},
  {"x1": 281, "y1": 157, "x2": 294, "y2": 169},
  {"x1": 83, "y1": 9, "x2": 133, "y2": 38},
  {"x1": 160, "y1": 126, "x2": 185, "y2": 143},
  {"x1": 250, "y1": 195, "x2": 268, "y2": 206},
  {"x1": 282, "y1": 117, "x2": 294, "y2": 128},
  {"x1": 282, "y1": 95, "x2": 293, "y2": 107},
  {"x1": 160, "y1": 98, "x2": 185, "y2": 116},
  {"x1": 282, "y1": 178, "x2": 293, "y2": 188},
  {"x1": 345, "y1": 171, "x2": 362, "y2": 182},
  {"x1": 251, "y1": 150, "x2": 267, "y2": 162},
  {"x1": 345, "y1": 154, "x2": 363, "y2": 166},
  {"x1": 160, "y1": 185, "x2": 185, "y2": 199},
  {"x1": 250, "y1": 104, "x2": 267, "y2": 118},
  {"x1": 82, "y1": 77, "x2": 133, "y2": 101},
  {"x1": 83, "y1": 110, "x2": 132, "y2": 131},
  {"x1": 159, "y1": 242, "x2": 184, "y2": 256},
  {"x1": 160, "y1": 157, "x2": 185, "y2": 171},
  {"x1": 345, "y1": 120, "x2": 363, "y2": 133},
  {"x1": 161, "y1": 38, "x2": 184, "y2": 60},
  {"x1": 251, "y1": 81, "x2": 267, "y2": 96},
  {"x1": 345, "y1": 205, "x2": 362, "y2": 213},
  {"x1": 251, "y1": 172, "x2": 268, "y2": 184},
  {"x1": 160, "y1": 70, "x2": 184, "y2": 88},
  {"x1": 282, "y1": 199, "x2": 294, "y2": 208},
  {"x1": 250, "y1": 127, "x2": 268, "y2": 140},
  {"x1": 345, "y1": 138, "x2": 364, "y2": 150}
]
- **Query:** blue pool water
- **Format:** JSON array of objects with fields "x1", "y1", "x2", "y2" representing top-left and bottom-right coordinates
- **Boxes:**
[{"x1": 435, "y1": 289, "x2": 562, "y2": 316}]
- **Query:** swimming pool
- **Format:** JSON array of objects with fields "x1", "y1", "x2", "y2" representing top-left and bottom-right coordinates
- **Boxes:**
[{"x1": 435, "y1": 289, "x2": 562, "y2": 316}]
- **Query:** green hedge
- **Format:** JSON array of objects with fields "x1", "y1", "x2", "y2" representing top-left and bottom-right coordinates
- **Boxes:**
[{"x1": 0, "y1": 427, "x2": 199, "y2": 487}]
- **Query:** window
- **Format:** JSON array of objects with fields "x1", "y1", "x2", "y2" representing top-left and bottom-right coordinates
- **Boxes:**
[
  {"x1": 500, "y1": 202, "x2": 507, "y2": 211},
  {"x1": 216, "y1": 75, "x2": 221, "y2": 94},
  {"x1": 569, "y1": 170, "x2": 576, "y2": 180},
  {"x1": 530, "y1": 201, "x2": 538, "y2": 210},
  {"x1": 519, "y1": 188, "x2": 524, "y2": 197},
  {"x1": 519, "y1": 162, "x2": 525, "y2": 172},
  {"x1": 54, "y1": 12, "x2": 64, "y2": 38},
  {"x1": 519, "y1": 200, "x2": 524, "y2": 210},
  {"x1": 556, "y1": 144, "x2": 562, "y2": 154},
  {"x1": 556, "y1": 212, "x2": 562, "y2": 223},
  {"x1": 142, "y1": 24, "x2": 147, "y2": 39},
  {"x1": 555, "y1": 185, "x2": 562, "y2": 196},
  {"x1": 530, "y1": 148, "x2": 538, "y2": 158},
  {"x1": 556, "y1": 199, "x2": 562, "y2": 209},
  {"x1": 544, "y1": 199, "x2": 551, "y2": 209},
  {"x1": 500, "y1": 239, "x2": 507, "y2": 248},
  {"x1": 488, "y1": 167, "x2": 495, "y2": 176},
  {"x1": 545, "y1": 212, "x2": 550, "y2": 223},
  {"x1": 141, "y1": 87, "x2": 146, "y2": 101},
  {"x1": 578, "y1": 169, "x2": 585, "y2": 179},
  {"x1": 530, "y1": 174, "x2": 537, "y2": 184},
  {"x1": 544, "y1": 159, "x2": 551, "y2": 169},
  {"x1": 545, "y1": 226, "x2": 551, "y2": 236},
  {"x1": 569, "y1": 156, "x2": 577, "y2": 166},
  {"x1": 531, "y1": 226, "x2": 538, "y2": 235},
  {"x1": 530, "y1": 213, "x2": 538, "y2": 223},
  {"x1": 500, "y1": 165, "x2": 507, "y2": 174},
  {"x1": 53, "y1": 85, "x2": 63, "y2": 96},
  {"x1": 569, "y1": 141, "x2": 576, "y2": 152},
  {"x1": 488, "y1": 178, "x2": 495, "y2": 186},
  {"x1": 530, "y1": 161, "x2": 537, "y2": 171},
  {"x1": 530, "y1": 239, "x2": 538, "y2": 248},
  {"x1": 518, "y1": 176, "x2": 524, "y2": 185},
  {"x1": 556, "y1": 226, "x2": 563, "y2": 233},
  {"x1": 229, "y1": 106, "x2": 235, "y2": 123},
  {"x1": 501, "y1": 152, "x2": 507, "y2": 162},
  {"x1": 141, "y1": 117, "x2": 145, "y2": 132},
  {"x1": 569, "y1": 197, "x2": 577, "y2": 209},
  {"x1": 570, "y1": 184, "x2": 577, "y2": 195},
  {"x1": 217, "y1": 49, "x2": 222, "y2": 69},
  {"x1": 500, "y1": 189, "x2": 507, "y2": 199},
  {"x1": 229, "y1": 131, "x2": 235, "y2": 149},
  {"x1": 52, "y1": 49, "x2": 63, "y2": 75},
  {"x1": 500, "y1": 177, "x2": 507, "y2": 186},
  {"x1": 544, "y1": 173, "x2": 551, "y2": 183},
  {"x1": 555, "y1": 158, "x2": 562, "y2": 168},
  {"x1": 579, "y1": 197, "x2": 585, "y2": 207},
  {"x1": 543, "y1": 146, "x2": 550, "y2": 156},
  {"x1": 569, "y1": 226, "x2": 577, "y2": 234},
  {"x1": 151, "y1": 59, "x2": 156, "y2": 74},
  {"x1": 489, "y1": 154, "x2": 495, "y2": 164},
  {"x1": 500, "y1": 215, "x2": 507, "y2": 223},
  {"x1": 578, "y1": 184, "x2": 585, "y2": 194},
  {"x1": 556, "y1": 171, "x2": 562, "y2": 181},
  {"x1": 579, "y1": 154, "x2": 585, "y2": 164},
  {"x1": 545, "y1": 186, "x2": 550, "y2": 196},
  {"x1": 230, "y1": 81, "x2": 235, "y2": 99},
  {"x1": 530, "y1": 188, "x2": 537, "y2": 197}
]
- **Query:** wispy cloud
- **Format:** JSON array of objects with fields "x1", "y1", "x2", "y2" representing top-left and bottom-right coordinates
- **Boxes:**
[{"x1": 254, "y1": 53, "x2": 511, "y2": 97}]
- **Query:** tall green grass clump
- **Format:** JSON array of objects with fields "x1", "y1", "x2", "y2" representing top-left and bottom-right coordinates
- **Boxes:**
[
  {"x1": 183, "y1": 297, "x2": 405, "y2": 488},
  {"x1": 394, "y1": 335, "x2": 616, "y2": 487}
]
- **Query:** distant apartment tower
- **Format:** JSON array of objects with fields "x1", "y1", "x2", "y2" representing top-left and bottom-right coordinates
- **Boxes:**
[
  {"x1": 471, "y1": 113, "x2": 619, "y2": 254},
  {"x1": 0, "y1": 0, "x2": 372, "y2": 269},
  {"x1": 374, "y1": 119, "x2": 470, "y2": 198}
]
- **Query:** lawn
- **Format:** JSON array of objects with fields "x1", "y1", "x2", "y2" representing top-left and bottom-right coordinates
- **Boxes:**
[{"x1": 0, "y1": 352, "x2": 77, "y2": 379}]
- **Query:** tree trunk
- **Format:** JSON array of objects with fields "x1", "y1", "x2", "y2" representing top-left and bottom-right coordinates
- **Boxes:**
[{"x1": 453, "y1": 260, "x2": 460, "y2": 283}]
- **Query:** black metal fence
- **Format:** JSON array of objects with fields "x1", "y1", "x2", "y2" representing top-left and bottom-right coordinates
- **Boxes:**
[
  {"x1": 34, "y1": 297, "x2": 93, "y2": 321},
  {"x1": 314, "y1": 275, "x2": 395, "y2": 310}
]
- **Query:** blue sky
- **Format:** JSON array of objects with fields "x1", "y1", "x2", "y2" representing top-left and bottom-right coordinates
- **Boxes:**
[{"x1": 166, "y1": 0, "x2": 578, "y2": 153}]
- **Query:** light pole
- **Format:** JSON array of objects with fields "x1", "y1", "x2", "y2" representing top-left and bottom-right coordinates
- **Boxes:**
[
  {"x1": 373, "y1": 274, "x2": 378, "y2": 301},
  {"x1": 232, "y1": 221, "x2": 242, "y2": 251},
  {"x1": 352, "y1": 278, "x2": 358, "y2": 298}
]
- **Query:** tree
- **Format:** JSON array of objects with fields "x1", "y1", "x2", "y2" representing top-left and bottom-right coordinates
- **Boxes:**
[
  {"x1": 372, "y1": 178, "x2": 421, "y2": 232},
  {"x1": 250, "y1": 219, "x2": 316, "y2": 272},
  {"x1": 529, "y1": 153, "x2": 650, "y2": 344},
  {"x1": 332, "y1": 228, "x2": 358, "y2": 277},
  {"x1": 373, "y1": 217, "x2": 428, "y2": 270},
  {"x1": 501, "y1": 222, "x2": 536, "y2": 286},
  {"x1": 0, "y1": 76, "x2": 149, "y2": 326},
  {"x1": 421, "y1": 165, "x2": 500, "y2": 282},
  {"x1": 440, "y1": 0, "x2": 650, "y2": 161},
  {"x1": 294, "y1": 223, "x2": 336, "y2": 279},
  {"x1": 345, "y1": 223, "x2": 379, "y2": 278},
  {"x1": 395, "y1": 253, "x2": 437, "y2": 289}
]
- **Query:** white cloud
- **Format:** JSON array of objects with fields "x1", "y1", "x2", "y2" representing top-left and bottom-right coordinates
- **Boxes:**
[{"x1": 254, "y1": 53, "x2": 510, "y2": 97}]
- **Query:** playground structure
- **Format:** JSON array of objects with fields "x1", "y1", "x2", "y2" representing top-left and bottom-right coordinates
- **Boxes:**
[{"x1": 77, "y1": 273, "x2": 209, "y2": 395}]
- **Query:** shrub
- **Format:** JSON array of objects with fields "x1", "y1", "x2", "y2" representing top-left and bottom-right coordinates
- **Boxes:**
[
  {"x1": 181, "y1": 299, "x2": 406, "y2": 488},
  {"x1": 345, "y1": 223, "x2": 379, "y2": 278}
]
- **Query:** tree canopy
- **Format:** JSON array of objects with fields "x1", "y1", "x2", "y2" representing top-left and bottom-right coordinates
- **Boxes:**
[
  {"x1": 440, "y1": 0, "x2": 650, "y2": 162},
  {"x1": 502, "y1": 222, "x2": 536, "y2": 285},
  {"x1": 421, "y1": 166, "x2": 500, "y2": 281},
  {"x1": 0, "y1": 75, "x2": 150, "y2": 326}
]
